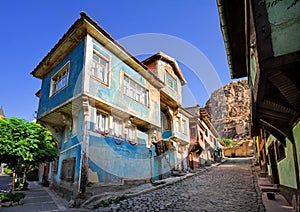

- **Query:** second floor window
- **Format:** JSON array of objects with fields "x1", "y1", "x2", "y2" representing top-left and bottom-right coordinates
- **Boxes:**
[
  {"x1": 190, "y1": 128, "x2": 196, "y2": 138},
  {"x1": 166, "y1": 72, "x2": 177, "y2": 91},
  {"x1": 96, "y1": 111, "x2": 108, "y2": 132},
  {"x1": 91, "y1": 52, "x2": 109, "y2": 84},
  {"x1": 182, "y1": 119, "x2": 187, "y2": 135},
  {"x1": 112, "y1": 118, "x2": 122, "y2": 137},
  {"x1": 124, "y1": 76, "x2": 148, "y2": 106},
  {"x1": 51, "y1": 62, "x2": 69, "y2": 96},
  {"x1": 125, "y1": 126, "x2": 135, "y2": 142}
]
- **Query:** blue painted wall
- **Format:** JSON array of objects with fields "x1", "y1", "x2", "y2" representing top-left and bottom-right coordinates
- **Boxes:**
[
  {"x1": 60, "y1": 109, "x2": 84, "y2": 151},
  {"x1": 88, "y1": 132, "x2": 151, "y2": 182},
  {"x1": 162, "y1": 131, "x2": 172, "y2": 139},
  {"x1": 86, "y1": 38, "x2": 160, "y2": 127},
  {"x1": 38, "y1": 39, "x2": 85, "y2": 117},
  {"x1": 152, "y1": 149, "x2": 175, "y2": 180},
  {"x1": 53, "y1": 145, "x2": 81, "y2": 184}
]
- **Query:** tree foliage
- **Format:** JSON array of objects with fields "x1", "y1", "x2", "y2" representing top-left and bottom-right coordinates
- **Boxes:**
[
  {"x1": 221, "y1": 138, "x2": 234, "y2": 148},
  {"x1": 0, "y1": 117, "x2": 58, "y2": 175}
]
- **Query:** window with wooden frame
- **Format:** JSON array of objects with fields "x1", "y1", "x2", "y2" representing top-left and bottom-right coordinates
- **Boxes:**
[
  {"x1": 60, "y1": 157, "x2": 76, "y2": 182},
  {"x1": 112, "y1": 118, "x2": 122, "y2": 137},
  {"x1": 124, "y1": 125, "x2": 136, "y2": 142},
  {"x1": 52, "y1": 157, "x2": 59, "y2": 174},
  {"x1": 123, "y1": 76, "x2": 148, "y2": 106},
  {"x1": 190, "y1": 127, "x2": 196, "y2": 138},
  {"x1": 166, "y1": 71, "x2": 177, "y2": 91},
  {"x1": 181, "y1": 119, "x2": 187, "y2": 134},
  {"x1": 175, "y1": 117, "x2": 181, "y2": 133},
  {"x1": 91, "y1": 52, "x2": 109, "y2": 85},
  {"x1": 50, "y1": 62, "x2": 69, "y2": 96},
  {"x1": 276, "y1": 140, "x2": 286, "y2": 161},
  {"x1": 161, "y1": 111, "x2": 171, "y2": 131},
  {"x1": 95, "y1": 110, "x2": 108, "y2": 133}
]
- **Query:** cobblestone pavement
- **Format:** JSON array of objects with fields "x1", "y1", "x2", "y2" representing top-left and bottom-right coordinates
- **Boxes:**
[{"x1": 98, "y1": 157, "x2": 264, "y2": 212}]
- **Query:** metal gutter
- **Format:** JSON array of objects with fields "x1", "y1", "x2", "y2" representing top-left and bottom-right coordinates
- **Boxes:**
[{"x1": 216, "y1": 0, "x2": 234, "y2": 79}]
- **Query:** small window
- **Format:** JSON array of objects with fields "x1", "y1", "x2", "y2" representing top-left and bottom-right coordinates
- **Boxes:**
[
  {"x1": 91, "y1": 52, "x2": 109, "y2": 84},
  {"x1": 112, "y1": 118, "x2": 122, "y2": 137},
  {"x1": 166, "y1": 72, "x2": 177, "y2": 91},
  {"x1": 190, "y1": 128, "x2": 196, "y2": 138},
  {"x1": 182, "y1": 119, "x2": 187, "y2": 134},
  {"x1": 124, "y1": 76, "x2": 148, "y2": 106},
  {"x1": 161, "y1": 112, "x2": 171, "y2": 131},
  {"x1": 276, "y1": 141, "x2": 286, "y2": 161},
  {"x1": 175, "y1": 117, "x2": 181, "y2": 133},
  {"x1": 96, "y1": 111, "x2": 108, "y2": 132},
  {"x1": 53, "y1": 157, "x2": 59, "y2": 174},
  {"x1": 51, "y1": 62, "x2": 69, "y2": 96},
  {"x1": 125, "y1": 126, "x2": 136, "y2": 142}
]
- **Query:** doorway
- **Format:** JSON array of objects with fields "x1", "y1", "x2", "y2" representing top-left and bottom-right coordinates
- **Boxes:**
[{"x1": 268, "y1": 144, "x2": 279, "y2": 184}]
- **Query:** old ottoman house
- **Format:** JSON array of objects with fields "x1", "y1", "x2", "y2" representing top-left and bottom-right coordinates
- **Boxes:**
[
  {"x1": 186, "y1": 106, "x2": 221, "y2": 169},
  {"x1": 31, "y1": 12, "x2": 191, "y2": 200},
  {"x1": 143, "y1": 52, "x2": 191, "y2": 179},
  {"x1": 217, "y1": 0, "x2": 300, "y2": 206}
]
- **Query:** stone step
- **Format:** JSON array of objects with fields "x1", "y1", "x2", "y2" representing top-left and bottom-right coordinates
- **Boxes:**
[{"x1": 260, "y1": 186, "x2": 280, "y2": 193}]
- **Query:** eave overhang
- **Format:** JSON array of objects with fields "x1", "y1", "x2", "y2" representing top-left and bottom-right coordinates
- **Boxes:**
[
  {"x1": 31, "y1": 12, "x2": 164, "y2": 89},
  {"x1": 217, "y1": 0, "x2": 247, "y2": 79},
  {"x1": 143, "y1": 52, "x2": 187, "y2": 85}
]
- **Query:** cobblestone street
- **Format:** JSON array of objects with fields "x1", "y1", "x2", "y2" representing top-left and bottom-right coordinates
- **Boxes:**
[{"x1": 100, "y1": 158, "x2": 264, "y2": 212}]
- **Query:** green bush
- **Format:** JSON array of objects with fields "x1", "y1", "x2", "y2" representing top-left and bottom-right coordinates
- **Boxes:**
[
  {"x1": 0, "y1": 192, "x2": 25, "y2": 203},
  {"x1": 222, "y1": 138, "x2": 234, "y2": 147},
  {"x1": 15, "y1": 181, "x2": 28, "y2": 190},
  {"x1": 3, "y1": 166, "x2": 13, "y2": 176}
]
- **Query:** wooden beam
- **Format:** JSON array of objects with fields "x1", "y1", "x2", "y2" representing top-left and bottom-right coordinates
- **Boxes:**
[{"x1": 269, "y1": 72, "x2": 300, "y2": 111}]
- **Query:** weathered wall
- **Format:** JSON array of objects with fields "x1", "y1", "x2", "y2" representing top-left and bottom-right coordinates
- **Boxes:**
[
  {"x1": 38, "y1": 39, "x2": 84, "y2": 117},
  {"x1": 158, "y1": 60, "x2": 182, "y2": 106},
  {"x1": 88, "y1": 131, "x2": 150, "y2": 183},
  {"x1": 266, "y1": 135, "x2": 297, "y2": 189},
  {"x1": 265, "y1": 0, "x2": 300, "y2": 56},
  {"x1": 84, "y1": 36, "x2": 161, "y2": 127}
]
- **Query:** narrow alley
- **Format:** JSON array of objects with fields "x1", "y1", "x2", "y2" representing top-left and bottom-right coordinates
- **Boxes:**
[{"x1": 99, "y1": 158, "x2": 264, "y2": 211}]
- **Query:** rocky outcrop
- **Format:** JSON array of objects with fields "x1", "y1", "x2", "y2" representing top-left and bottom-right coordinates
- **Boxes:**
[{"x1": 205, "y1": 80, "x2": 253, "y2": 156}]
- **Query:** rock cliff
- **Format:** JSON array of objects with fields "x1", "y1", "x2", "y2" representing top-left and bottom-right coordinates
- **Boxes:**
[{"x1": 205, "y1": 80, "x2": 251, "y2": 142}]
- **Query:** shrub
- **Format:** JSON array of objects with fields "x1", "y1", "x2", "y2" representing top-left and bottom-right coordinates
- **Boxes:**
[
  {"x1": 15, "y1": 181, "x2": 28, "y2": 190},
  {"x1": 222, "y1": 138, "x2": 234, "y2": 147},
  {"x1": 3, "y1": 165, "x2": 13, "y2": 176},
  {"x1": 0, "y1": 192, "x2": 25, "y2": 203}
]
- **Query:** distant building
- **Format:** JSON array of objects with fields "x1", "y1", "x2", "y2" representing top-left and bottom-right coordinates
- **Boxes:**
[
  {"x1": 0, "y1": 107, "x2": 4, "y2": 120},
  {"x1": 185, "y1": 106, "x2": 221, "y2": 169}
]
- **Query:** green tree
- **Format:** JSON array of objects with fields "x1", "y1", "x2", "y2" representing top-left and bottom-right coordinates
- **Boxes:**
[
  {"x1": 222, "y1": 138, "x2": 234, "y2": 148},
  {"x1": 0, "y1": 118, "x2": 58, "y2": 192}
]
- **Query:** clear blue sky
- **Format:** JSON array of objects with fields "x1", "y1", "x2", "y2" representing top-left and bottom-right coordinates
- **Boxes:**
[{"x1": 0, "y1": 0, "x2": 231, "y2": 121}]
